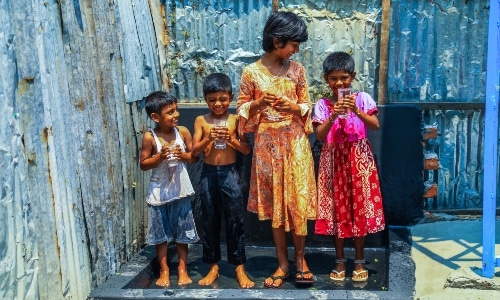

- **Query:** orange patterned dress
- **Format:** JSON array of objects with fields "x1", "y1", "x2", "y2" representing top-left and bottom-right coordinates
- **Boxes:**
[{"x1": 237, "y1": 60, "x2": 317, "y2": 236}]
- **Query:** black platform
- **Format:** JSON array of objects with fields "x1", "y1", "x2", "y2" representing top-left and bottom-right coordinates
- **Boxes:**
[{"x1": 88, "y1": 227, "x2": 415, "y2": 300}]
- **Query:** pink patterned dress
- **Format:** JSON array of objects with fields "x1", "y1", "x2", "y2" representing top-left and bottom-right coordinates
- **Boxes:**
[
  {"x1": 237, "y1": 60, "x2": 317, "y2": 236},
  {"x1": 313, "y1": 92, "x2": 385, "y2": 238}
]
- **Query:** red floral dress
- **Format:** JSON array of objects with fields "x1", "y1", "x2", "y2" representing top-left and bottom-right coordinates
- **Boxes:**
[{"x1": 313, "y1": 93, "x2": 385, "y2": 238}]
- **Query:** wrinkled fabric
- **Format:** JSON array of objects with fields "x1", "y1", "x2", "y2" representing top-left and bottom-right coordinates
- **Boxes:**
[
  {"x1": 237, "y1": 60, "x2": 313, "y2": 134},
  {"x1": 146, "y1": 128, "x2": 195, "y2": 206},
  {"x1": 313, "y1": 93, "x2": 385, "y2": 238},
  {"x1": 312, "y1": 92, "x2": 378, "y2": 143},
  {"x1": 199, "y1": 163, "x2": 246, "y2": 265},
  {"x1": 147, "y1": 197, "x2": 199, "y2": 245},
  {"x1": 237, "y1": 60, "x2": 317, "y2": 236}
]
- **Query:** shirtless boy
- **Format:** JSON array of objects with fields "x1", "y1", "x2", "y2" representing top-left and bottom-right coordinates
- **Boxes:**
[{"x1": 192, "y1": 73, "x2": 254, "y2": 288}]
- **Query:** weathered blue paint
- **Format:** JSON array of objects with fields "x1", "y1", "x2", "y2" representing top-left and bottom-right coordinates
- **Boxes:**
[
  {"x1": 161, "y1": 0, "x2": 381, "y2": 103},
  {"x1": 161, "y1": 0, "x2": 271, "y2": 17},
  {"x1": 1, "y1": 1, "x2": 498, "y2": 299},
  {"x1": 388, "y1": 1, "x2": 489, "y2": 103},
  {"x1": 482, "y1": 0, "x2": 500, "y2": 279}
]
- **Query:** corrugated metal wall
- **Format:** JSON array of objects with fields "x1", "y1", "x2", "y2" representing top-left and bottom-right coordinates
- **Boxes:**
[
  {"x1": 163, "y1": 0, "x2": 381, "y2": 102},
  {"x1": 0, "y1": 0, "x2": 496, "y2": 299},
  {"x1": 1, "y1": 0, "x2": 157, "y2": 299},
  {"x1": 385, "y1": 0, "x2": 493, "y2": 210},
  {"x1": 388, "y1": 0, "x2": 488, "y2": 103}
]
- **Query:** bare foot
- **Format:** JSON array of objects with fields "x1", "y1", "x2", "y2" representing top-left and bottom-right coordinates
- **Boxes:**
[
  {"x1": 155, "y1": 269, "x2": 170, "y2": 287},
  {"x1": 177, "y1": 267, "x2": 192, "y2": 286},
  {"x1": 235, "y1": 265, "x2": 254, "y2": 288},
  {"x1": 198, "y1": 264, "x2": 219, "y2": 286}
]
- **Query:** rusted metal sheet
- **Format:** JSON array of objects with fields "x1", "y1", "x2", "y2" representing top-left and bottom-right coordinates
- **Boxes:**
[{"x1": 1, "y1": 0, "x2": 152, "y2": 299}]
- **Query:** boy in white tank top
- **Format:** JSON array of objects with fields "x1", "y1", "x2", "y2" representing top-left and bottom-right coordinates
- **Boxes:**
[{"x1": 139, "y1": 91, "x2": 199, "y2": 287}]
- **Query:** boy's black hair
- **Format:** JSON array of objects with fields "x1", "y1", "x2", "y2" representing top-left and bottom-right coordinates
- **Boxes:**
[
  {"x1": 144, "y1": 91, "x2": 177, "y2": 119},
  {"x1": 323, "y1": 52, "x2": 355, "y2": 75},
  {"x1": 202, "y1": 73, "x2": 232, "y2": 96},
  {"x1": 262, "y1": 12, "x2": 308, "y2": 52}
]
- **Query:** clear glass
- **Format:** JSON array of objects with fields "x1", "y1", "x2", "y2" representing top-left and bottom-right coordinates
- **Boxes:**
[
  {"x1": 213, "y1": 119, "x2": 227, "y2": 149},
  {"x1": 166, "y1": 144, "x2": 179, "y2": 167},
  {"x1": 337, "y1": 88, "x2": 351, "y2": 118}
]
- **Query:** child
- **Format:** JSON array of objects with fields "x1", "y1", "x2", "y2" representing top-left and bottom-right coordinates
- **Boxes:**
[
  {"x1": 313, "y1": 52, "x2": 386, "y2": 282},
  {"x1": 191, "y1": 73, "x2": 254, "y2": 289},
  {"x1": 236, "y1": 12, "x2": 317, "y2": 288},
  {"x1": 139, "y1": 91, "x2": 200, "y2": 287}
]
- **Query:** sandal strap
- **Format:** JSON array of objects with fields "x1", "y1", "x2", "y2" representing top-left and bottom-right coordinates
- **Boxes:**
[
  {"x1": 335, "y1": 258, "x2": 347, "y2": 263},
  {"x1": 354, "y1": 259, "x2": 365, "y2": 264}
]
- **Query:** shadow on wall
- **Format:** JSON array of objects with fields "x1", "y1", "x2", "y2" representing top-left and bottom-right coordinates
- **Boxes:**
[{"x1": 178, "y1": 104, "x2": 424, "y2": 247}]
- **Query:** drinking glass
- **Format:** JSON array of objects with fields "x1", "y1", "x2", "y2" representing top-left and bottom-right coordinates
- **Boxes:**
[
  {"x1": 213, "y1": 119, "x2": 227, "y2": 149},
  {"x1": 262, "y1": 89, "x2": 280, "y2": 121},
  {"x1": 166, "y1": 143, "x2": 179, "y2": 167},
  {"x1": 337, "y1": 88, "x2": 351, "y2": 118}
]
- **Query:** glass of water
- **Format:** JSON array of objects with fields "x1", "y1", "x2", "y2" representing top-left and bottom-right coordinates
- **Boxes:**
[
  {"x1": 166, "y1": 143, "x2": 179, "y2": 167},
  {"x1": 213, "y1": 119, "x2": 227, "y2": 149},
  {"x1": 337, "y1": 88, "x2": 351, "y2": 118}
]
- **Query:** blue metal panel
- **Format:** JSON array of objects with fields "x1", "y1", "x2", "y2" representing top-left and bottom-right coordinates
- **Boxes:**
[
  {"x1": 482, "y1": 0, "x2": 499, "y2": 279},
  {"x1": 388, "y1": 0, "x2": 489, "y2": 103},
  {"x1": 422, "y1": 108, "x2": 485, "y2": 210},
  {"x1": 161, "y1": 0, "x2": 381, "y2": 103}
]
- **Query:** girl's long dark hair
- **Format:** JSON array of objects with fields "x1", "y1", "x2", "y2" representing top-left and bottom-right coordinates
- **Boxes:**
[{"x1": 262, "y1": 12, "x2": 308, "y2": 52}]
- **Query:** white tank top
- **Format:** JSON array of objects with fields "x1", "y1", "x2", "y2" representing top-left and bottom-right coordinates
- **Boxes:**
[{"x1": 146, "y1": 127, "x2": 195, "y2": 205}]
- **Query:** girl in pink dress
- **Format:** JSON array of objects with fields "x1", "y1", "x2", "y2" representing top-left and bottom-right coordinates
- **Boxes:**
[{"x1": 313, "y1": 52, "x2": 385, "y2": 283}]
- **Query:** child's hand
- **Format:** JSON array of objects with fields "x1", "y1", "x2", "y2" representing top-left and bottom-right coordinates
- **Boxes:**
[
  {"x1": 210, "y1": 126, "x2": 230, "y2": 141},
  {"x1": 273, "y1": 96, "x2": 295, "y2": 112},
  {"x1": 165, "y1": 143, "x2": 182, "y2": 160},
  {"x1": 341, "y1": 94, "x2": 356, "y2": 111},
  {"x1": 333, "y1": 101, "x2": 347, "y2": 116},
  {"x1": 258, "y1": 91, "x2": 280, "y2": 107},
  {"x1": 215, "y1": 127, "x2": 230, "y2": 140},
  {"x1": 160, "y1": 144, "x2": 170, "y2": 160},
  {"x1": 209, "y1": 126, "x2": 219, "y2": 141}
]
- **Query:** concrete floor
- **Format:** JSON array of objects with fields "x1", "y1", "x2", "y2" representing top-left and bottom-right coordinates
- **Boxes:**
[
  {"x1": 126, "y1": 245, "x2": 388, "y2": 291},
  {"x1": 411, "y1": 215, "x2": 500, "y2": 300},
  {"x1": 88, "y1": 227, "x2": 414, "y2": 299}
]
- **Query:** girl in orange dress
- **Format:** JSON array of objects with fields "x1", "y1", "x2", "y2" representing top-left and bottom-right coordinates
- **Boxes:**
[{"x1": 237, "y1": 12, "x2": 317, "y2": 288}]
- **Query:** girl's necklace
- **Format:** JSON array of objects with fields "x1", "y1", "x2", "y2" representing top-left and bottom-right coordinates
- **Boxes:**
[
  {"x1": 273, "y1": 62, "x2": 285, "y2": 78},
  {"x1": 263, "y1": 59, "x2": 286, "y2": 78}
]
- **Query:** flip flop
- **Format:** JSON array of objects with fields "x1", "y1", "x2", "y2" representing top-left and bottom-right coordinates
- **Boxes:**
[
  {"x1": 263, "y1": 274, "x2": 289, "y2": 289},
  {"x1": 295, "y1": 271, "x2": 315, "y2": 284},
  {"x1": 352, "y1": 259, "x2": 369, "y2": 282},
  {"x1": 329, "y1": 269, "x2": 346, "y2": 281},
  {"x1": 352, "y1": 269, "x2": 369, "y2": 282},
  {"x1": 330, "y1": 257, "x2": 347, "y2": 281}
]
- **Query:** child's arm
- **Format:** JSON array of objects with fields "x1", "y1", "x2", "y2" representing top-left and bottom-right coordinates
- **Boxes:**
[
  {"x1": 227, "y1": 116, "x2": 251, "y2": 155},
  {"x1": 344, "y1": 94, "x2": 380, "y2": 131},
  {"x1": 191, "y1": 116, "x2": 213, "y2": 157},
  {"x1": 353, "y1": 107, "x2": 380, "y2": 131},
  {"x1": 178, "y1": 126, "x2": 199, "y2": 163},
  {"x1": 139, "y1": 131, "x2": 167, "y2": 171},
  {"x1": 315, "y1": 102, "x2": 344, "y2": 142}
]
